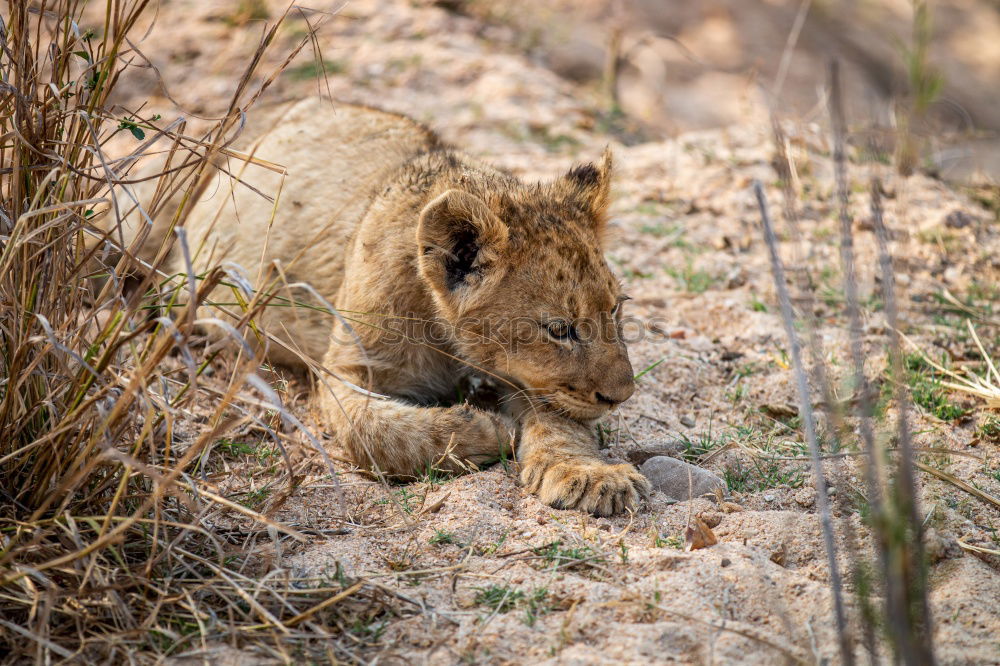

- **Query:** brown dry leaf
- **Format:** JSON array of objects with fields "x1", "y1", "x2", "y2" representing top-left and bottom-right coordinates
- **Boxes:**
[
  {"x1": 382, "y1": 546, "x2": 417, "y2": 571},
  {"x1": 684, "y1": 516, "x2": 719, "y2": 551},
  {"x1": 699, "y1": 512, "x2": 723, "y2": 528},
  {"x1": 418, "y1": 491, "x2": 450, "y2": 515},
  {"x1": 760, "y1": 402, "x2": 798, "y2": 419}
]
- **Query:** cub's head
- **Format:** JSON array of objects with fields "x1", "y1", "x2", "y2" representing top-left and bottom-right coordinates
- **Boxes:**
[{"x1": 416, "y1": 149, "x2": 634, "y2": 421}]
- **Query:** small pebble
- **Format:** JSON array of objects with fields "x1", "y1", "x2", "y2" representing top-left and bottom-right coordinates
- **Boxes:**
[
  {"x1": 720, "y1": 558, "x2": 732, "y2": 568},
  {"x1": 827, "y1": 486, "x2": 837, "y2": 496},
  {"x1": 944, "y1": 210, "x2": 973, "y2": 229},
  {"x1": 793, "y1": 487, "x2": 815, "y2": 507},
  {"x1": 639, "y1": 456, "x2": 725, "y2": 500},
  {"x1": 680, "y1": 414, "x2": 696, "y2": 428},
  {"x1": 924, "y1": 527, "x2": 961, "y2": 563},
  {"x1": 764, "y1": 493, "x2": 776, "y2": 502}
]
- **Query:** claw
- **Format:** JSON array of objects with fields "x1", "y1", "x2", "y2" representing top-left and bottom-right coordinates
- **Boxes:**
[{"x1": 527, "y1": 461, "x2": 645, "y2": 516}]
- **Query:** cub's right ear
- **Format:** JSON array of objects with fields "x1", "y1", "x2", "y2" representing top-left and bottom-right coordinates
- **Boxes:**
[{"x1": 416, "y1": 190, "x2": 508, "y2": 307}]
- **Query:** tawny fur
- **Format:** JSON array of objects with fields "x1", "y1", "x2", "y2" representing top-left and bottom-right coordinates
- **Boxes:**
[{"x1": 173, "y1": 98, "x2": 650, "y2": 516}]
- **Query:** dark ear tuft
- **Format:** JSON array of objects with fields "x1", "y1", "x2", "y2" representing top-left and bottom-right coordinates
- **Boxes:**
[
  {"x1": 561, "y1": 147, "x2": 614, "y2": 239},
  {"x1": 566, "y1": 163, "x2": 600, "y2": 188},
  {"x1": 417, "y1": 190, "x2": 508, "y2": 311},
  {"x1": 443, "y1": 224, "x2": 479, "y2": 290}
]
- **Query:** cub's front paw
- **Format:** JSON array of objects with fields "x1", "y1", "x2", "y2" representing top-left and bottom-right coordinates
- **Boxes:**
[{"x1": 521, "y1": 460, "x2": 651, "y2": 517}]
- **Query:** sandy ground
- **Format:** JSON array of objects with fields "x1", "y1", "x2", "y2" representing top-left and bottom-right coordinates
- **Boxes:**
[{"x1": 100, "y1": 1, "x2": 1000, "y2": 663}]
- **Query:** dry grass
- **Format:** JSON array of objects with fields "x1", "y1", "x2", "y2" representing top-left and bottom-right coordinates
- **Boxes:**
[
  {"x1": 0, "y1": 2, "x2": 398, "y2": 662},
  {"x1": 899, "y1": 320, "x2": 1000, "y2": 409},
  {"x1": 754, "y1": 60, "x2": 944, "y2": 665}
]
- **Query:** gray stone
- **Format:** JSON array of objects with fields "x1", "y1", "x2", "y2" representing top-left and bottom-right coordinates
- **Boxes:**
[
  {"x1": 639, "y1": 456, "x2": 725, "y2": 501},
  {"x1": 793, "y1": 487, "x2": 815, "y2": 507},
  {"x1": 680, "y1": 414, "x2": 696, "y2": 428},
  {"x1": 944, "y1": 209, "x2": 974, "y2": 229},
  {"x1": 924, "y1": 528, "x2": 962, "y2": 563}
]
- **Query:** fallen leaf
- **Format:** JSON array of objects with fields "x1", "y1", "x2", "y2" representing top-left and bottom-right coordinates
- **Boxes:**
[
  {"x1": 418, "y1": 491, "x2": 450, "y2": 515},
  {"x1": 760, "y1": 402, "x2": 798, "y2": 419},
  {"x1": 698, "y1": 511, "x2": 723, "y2": 528},
  {"x1": 684, "y1": 516, "x2": 719, "y2": 551}
]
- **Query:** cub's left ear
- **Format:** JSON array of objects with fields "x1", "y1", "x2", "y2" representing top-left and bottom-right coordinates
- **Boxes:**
[
  {"x1": 416, "y1": 189, "x2": 508, "y2": 312},
  {"x1": 562, "y1": 146, "x2": 613, "y2": 224}
]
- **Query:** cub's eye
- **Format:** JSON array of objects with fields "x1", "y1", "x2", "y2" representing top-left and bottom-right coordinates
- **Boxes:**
[
  {"x1": 612, "y1": 296, "x2": 629, "y2": 318},
  {"x1": 546, "y1": 320, "x2": 575, "y2": 342}
]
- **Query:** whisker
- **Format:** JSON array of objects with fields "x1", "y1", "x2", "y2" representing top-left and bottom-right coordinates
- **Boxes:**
[{"x1": 498, "y1": 387, "x2": 551, "y2": 405}]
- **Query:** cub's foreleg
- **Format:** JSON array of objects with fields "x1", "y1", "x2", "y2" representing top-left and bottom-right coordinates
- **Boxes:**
[
  {"x1": 518, "y1": 412, "x2": 650, "y2": 516},
  {"x1": 319, "y1": 370, "x2": 515, "y2": 479}
]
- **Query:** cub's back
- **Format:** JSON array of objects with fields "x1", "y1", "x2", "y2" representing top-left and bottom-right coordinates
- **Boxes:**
[{"x1": 177, "y1": 99, "x2": 438, "y2": 364}]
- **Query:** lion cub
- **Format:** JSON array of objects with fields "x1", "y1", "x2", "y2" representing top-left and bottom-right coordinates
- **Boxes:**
[{"x1": 179, "y1": 98, "x2": 650, "y2": 516}]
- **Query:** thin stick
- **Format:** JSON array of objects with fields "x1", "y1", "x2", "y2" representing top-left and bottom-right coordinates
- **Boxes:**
[
  {"x1": 283, "y1": 581, "x2": 364, "y2": 628},
  {"x1": 872, "y1": 173, "x2": 937, "y2": 665},
  {"x1": 753, "y1": 181, "x2": 854, "y2": 665},
  {"x1": 773, "y1": 0, "x2": 813, "y2": 99},
  {"x1": 828, "y1": 63, "x2": 911, "y2": 666},
  {"x1": 913, "y1": 461, "x2": 1000, "y2": 510},
  {"x1": 829, "y1": 61, "x2": 885, "y2": 522},
  {"x1": 956, "y1": 540, "x2": 1000, "y2": 557}
]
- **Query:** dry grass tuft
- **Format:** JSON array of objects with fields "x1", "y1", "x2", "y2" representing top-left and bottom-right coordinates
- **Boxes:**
[
  {"x1": 755, "y1": 60, "x2": 944, "y2": 665},
  {"x1": 898, "y1": 321, "x2": 1000, "y2": 409},
  {"x1": 0, "y1": 2, "x2": 392, "y2": 661}
]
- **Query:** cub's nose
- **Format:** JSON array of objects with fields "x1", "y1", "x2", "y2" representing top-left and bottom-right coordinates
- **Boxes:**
[{"x1": 594, "y1": 381, "x2": 635, "y2": 407}]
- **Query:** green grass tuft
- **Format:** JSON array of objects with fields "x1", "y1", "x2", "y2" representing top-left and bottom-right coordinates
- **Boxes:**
[
  {"x1": 286, "y1": 59, "x2": 346, "y2": 81},
  {"x1": 905, "y1": 354, "x2": 968, "y2": 421},
  {"x1": 666, "y1": 260, "x2": 716, "y2": 293},
  {"x1": 533, "y1": 541, "x2": 601, "y2": 567},
  {"x1": 474, "y1": 585, "x2": 524, "y2": 614},
  {"x1": 430, "y1": 529, "x2": 459, "y2": 545},
  {"x1": 977, "y1": 415, "x2": 1000, "y2": 441}
]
